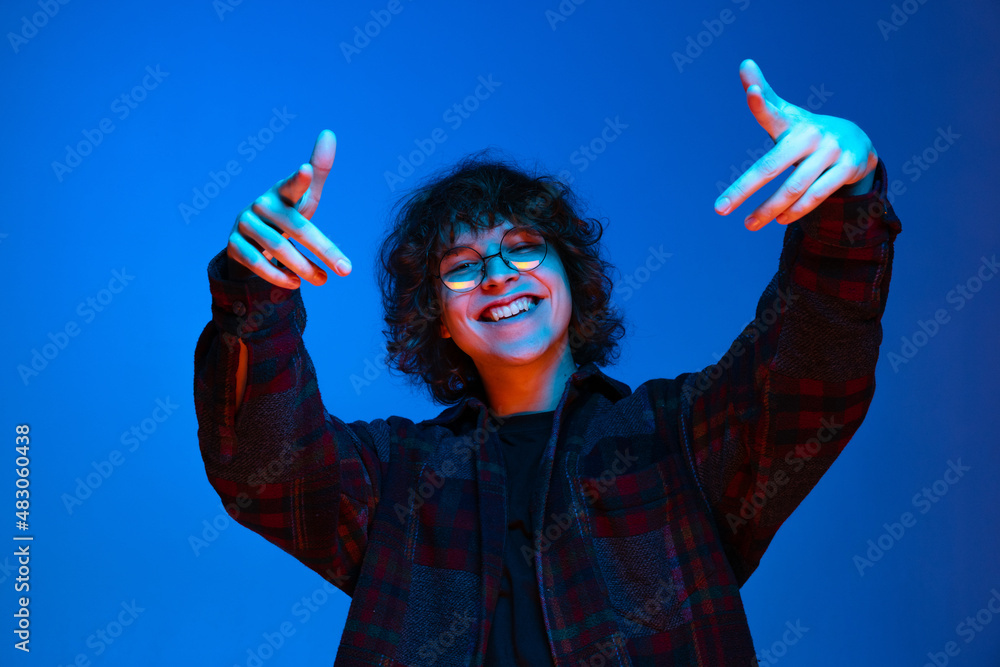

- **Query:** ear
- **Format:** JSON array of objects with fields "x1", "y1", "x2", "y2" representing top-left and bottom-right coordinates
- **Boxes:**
[{"x1": 439, "y1": 321, "x2": 451, "y2": 339}]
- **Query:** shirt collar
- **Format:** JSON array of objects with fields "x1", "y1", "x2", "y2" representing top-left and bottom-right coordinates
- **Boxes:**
[{"x1": 421, "y1": 361, "x2": 631, "y2": 428}]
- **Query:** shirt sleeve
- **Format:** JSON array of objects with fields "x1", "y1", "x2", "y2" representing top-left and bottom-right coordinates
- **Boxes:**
[
  {"x1": 676, "y1": 157, "x2": 902, "y2": 586},
  {"x1": 225, "y1": 252, "x2": 260, "y2": 281},
  {"x1": 193, "y1": 247, "x2": 399, "y2": 596}
]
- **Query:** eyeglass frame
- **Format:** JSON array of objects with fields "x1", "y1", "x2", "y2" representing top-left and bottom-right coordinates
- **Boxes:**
[{"x1": 430, "y1": 225, "x2": 550, "y2": 293}]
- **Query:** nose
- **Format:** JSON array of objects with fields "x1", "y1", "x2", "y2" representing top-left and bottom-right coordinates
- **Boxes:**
[{"x1": 481, "y1": 253, "x2": 519, "y2": 288}]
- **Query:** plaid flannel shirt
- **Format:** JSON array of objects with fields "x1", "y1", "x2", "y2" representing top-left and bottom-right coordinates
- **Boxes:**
[{"x1": 193, "y1": 157, "x2": 901, "y2": 666}]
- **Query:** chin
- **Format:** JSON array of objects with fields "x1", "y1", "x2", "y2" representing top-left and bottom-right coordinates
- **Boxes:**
[{"x1": 486, "y1": 341, "x2": 558, "y2": 365}]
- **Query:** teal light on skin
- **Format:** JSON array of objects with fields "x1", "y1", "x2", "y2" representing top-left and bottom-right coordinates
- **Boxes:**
[
  {"x1": 712, "y1": 59, "x2": 881, "y2": 232},
  {"x1": 436, "y1": 218, "x2": 578, "y2": 418}
]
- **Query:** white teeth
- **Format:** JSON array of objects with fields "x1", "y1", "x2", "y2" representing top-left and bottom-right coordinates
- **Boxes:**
[{"x1": 486, "y1": 297, "x2": 538, "y2": 322}]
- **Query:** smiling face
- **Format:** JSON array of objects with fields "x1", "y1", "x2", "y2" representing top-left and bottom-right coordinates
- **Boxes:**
[{"x1": 435, "y1": 218, "x2": 574, "y2": 372}]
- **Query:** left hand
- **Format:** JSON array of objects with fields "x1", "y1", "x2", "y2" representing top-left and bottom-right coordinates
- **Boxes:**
[{"x1": 714, "y1": 59, "x2": 878, "y2": 231}]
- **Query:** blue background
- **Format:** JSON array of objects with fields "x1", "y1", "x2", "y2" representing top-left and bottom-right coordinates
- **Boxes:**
[{"x1": 3, "y1": 0, "x2": 999, "y2": 664}]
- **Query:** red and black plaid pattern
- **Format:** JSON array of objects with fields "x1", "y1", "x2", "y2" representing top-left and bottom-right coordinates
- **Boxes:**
[{"x1": 194, "y1": 158, "x2": 900, "y2": 666}]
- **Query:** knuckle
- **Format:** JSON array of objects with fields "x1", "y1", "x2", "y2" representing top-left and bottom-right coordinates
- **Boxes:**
[
  {"x1": 308, "y1": 267, "x2": 326, "y2": 283},
  {"x1": 234, "y1": 209, "x2": 250, "y2": 230},
  {"x1": 802, "y1": 124, "x2": 822, "y2": 144},
  {"x1": 800, "y1": 191, "x2": 819, "y2": 208},
  {"x1": 759, "y1": 154, "x2": 780, "y2": 175},
  {"x1": 238, "y1": 250, "x2": 259, "y2": 267},
  {"x1": 251, "y1": 196, "x2": 269, "y2": 217},
  {"x1": 784, "y1": 179, "x2": 806, "y2": 197},
  {"x1": 237, "y1": 214, "x2": 258, "y2": 237}
]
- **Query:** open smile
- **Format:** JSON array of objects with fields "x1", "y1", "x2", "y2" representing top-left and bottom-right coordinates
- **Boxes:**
[{"x1": 477, "y1": 296, "x2": 543, "y2": 324}]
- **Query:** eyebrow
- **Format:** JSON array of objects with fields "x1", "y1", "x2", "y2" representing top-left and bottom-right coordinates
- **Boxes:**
[{"x1": 445, "y1": 227, "x2": 515, "y2": 252}]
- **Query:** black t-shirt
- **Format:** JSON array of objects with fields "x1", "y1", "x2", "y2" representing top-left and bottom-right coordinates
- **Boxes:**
[{"x1": 483, "y1": 409, "x2": 557, "y2": 667}]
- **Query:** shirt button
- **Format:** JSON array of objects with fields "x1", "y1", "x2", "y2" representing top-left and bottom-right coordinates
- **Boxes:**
[{"x1": 232, "y1": 300, "x2": 246, "y2": 316}]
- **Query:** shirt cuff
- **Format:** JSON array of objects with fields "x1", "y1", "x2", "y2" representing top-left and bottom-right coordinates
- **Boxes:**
[
  {"x1": 206, "y1": 248, "x2": 303, "y2": 342},
  {"x1": 793, "y1": 156, "x2": 903, "y2": 248},
  {"x1": 226, "y1": 253, "x2": 259, "y2": 281}
]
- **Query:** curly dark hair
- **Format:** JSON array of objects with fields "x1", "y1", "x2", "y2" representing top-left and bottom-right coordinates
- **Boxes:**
[{"x1": 374, "y1": 147, "x2": 628, "y2": 406}]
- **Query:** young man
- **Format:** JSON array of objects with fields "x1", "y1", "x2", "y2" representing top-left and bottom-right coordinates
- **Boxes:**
[{"x1": 194, "y1": 60, "x2": 902, "y2": 665}]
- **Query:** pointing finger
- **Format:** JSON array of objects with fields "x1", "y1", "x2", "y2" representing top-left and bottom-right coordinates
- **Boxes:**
[
  {"x1": 715, "y1": 133, "x2": 811, "y2": 216},
  {"x1": 252, "y1": 191, "x2": 352, "y2": 277}
]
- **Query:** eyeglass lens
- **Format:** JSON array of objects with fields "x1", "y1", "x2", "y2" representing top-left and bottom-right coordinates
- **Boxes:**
[{"x1": 439, "y1": 227, "x2": 546, "y2": 292}]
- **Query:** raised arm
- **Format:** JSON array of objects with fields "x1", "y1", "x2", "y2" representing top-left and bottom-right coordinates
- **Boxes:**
[
  {"x1": 193, "y1": 131, "x2": 397, "y2": 595},
  {"x1": 679, "y1": 61, "x2": 903, "y2": 584}
]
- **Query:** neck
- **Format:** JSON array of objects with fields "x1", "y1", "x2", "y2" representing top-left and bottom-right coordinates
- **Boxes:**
[{"x1": 478, "y1": 337, "x2": 578, "y2": 419}]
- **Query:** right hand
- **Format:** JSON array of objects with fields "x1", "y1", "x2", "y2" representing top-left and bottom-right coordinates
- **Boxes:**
[{"x1": 226, "y1": 129, "x2": 351, "y2": 289}]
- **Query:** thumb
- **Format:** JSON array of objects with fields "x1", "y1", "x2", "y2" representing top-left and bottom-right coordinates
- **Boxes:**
[
  {"x1": 739, "y1": 60, "x2": 791, "y2": 141},
  {"x1": 276, "y1": 163, "x2": 314, "y2": 210}
]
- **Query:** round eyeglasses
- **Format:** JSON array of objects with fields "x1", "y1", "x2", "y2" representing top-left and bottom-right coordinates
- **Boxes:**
[{"x1": 431, "y1": 225, "x2": 549, "y2": 293}]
